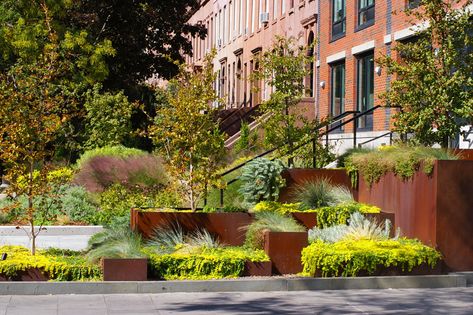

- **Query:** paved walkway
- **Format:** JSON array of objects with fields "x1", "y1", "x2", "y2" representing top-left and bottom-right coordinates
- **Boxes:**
[
  {"x1": 1, "y1": 287, "x2": 472, "y2": 314},
  {"x1": 0, "y1": 226, "x2": 103, "y2": 251}
]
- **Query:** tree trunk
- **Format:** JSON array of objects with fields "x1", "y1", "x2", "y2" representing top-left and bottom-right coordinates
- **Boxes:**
[
  {"x1": 30, "y1": 219, "x2": 36, "y2": 256},
  {"x1": 27, "y1": 162, "x2": 36, "y2": 255}
]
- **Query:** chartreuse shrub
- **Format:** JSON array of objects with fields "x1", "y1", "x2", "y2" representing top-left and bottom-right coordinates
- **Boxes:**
[
  {"x1": 144, "y1": 225, "x2": 269, "y2": 279},
  {"x1": 252, "y1": 201, "x2": 307, "y2": 214},
  {"x1": 251, "y1": 201, "x2": 380, "y2": 228},
  {"x1": 316, "y1": 203, "x2": 380, "y2": 228},
  {"x1": 345, "y1": 145, "x2": 459, "y2": 186},
  {"x1": 0, "y1": 246, "x2": 101, "y2": 281},
  {"x1": 238, "y1": 158, "x2": 286, "y2": 206},
  {"x1": 301, "y1": 239, "x2": 441, "y2": 277},
  {"x1": 146, "y1": 247, "x2": 269, "y2": 280}
]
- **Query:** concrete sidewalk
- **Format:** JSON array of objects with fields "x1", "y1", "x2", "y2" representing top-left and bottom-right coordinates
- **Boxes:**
[
  {"x1": 0, "y1": 226, "x2": 103, "y2": 251},
  {"x1": 0, "y1": 287, "x2": 472, "y2": 314}
]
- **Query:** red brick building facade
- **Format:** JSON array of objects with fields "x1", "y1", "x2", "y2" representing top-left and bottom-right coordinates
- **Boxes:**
[{"x1": 187, "y1": 1, "x2": 473, "y2": 151}]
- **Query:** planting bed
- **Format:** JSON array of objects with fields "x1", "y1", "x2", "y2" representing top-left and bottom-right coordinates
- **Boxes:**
[{"x1": 358, "y1": 159, "x2": 473, "y2": 271}]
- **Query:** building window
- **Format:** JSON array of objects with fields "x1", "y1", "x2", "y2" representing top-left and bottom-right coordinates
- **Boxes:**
[
  {"x1": 306, "y1": 31, "x2": 315, "y2": 97},
  {"x1": 357, "y1": 52, "x2": 374, "y2": 130},
  {"x1": 331, "y1": 61, "x2": 345, "y2": 118},
  {"x1": 332, "y1": 0, "x2": 346, "y2": 39},
  {"x1": 282, "y1": 0, "x2": 286, "y2": 14},
  {"x1": 358, "y1": 0, "x2": 375, "y2": 28},
  {"x1": 407, "y1": 0, "x2": 420, "y2": 9},
  {"x1": 290, "y1": 0, "x2": 294, "y2": 10}
]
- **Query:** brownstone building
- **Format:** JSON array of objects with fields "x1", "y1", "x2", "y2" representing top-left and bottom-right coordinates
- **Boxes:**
[{"x1": 186, "y1": 0, "x2": 473, "y2": 151}]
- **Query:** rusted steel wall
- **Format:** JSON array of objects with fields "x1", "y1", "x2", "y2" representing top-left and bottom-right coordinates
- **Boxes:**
[
  {"x1": 279, "y1": 169, "x2": 355, "y2": 203},
  {"x1": 358, "y1": 167, "x2": 438, "y2": 245},
  {"x1": 455, "y1": 149, "x2": 473, "y2": 161},
  {"x1": 102, "y1": 259, "x2": 148, "y2": 281},
  {"x1": 436, "y1": 160, "x2": 473, "y2": 271},
  {"x1": 130, "y1": 211, "x2": 253, "y2": 246},
  {"x1": 263, "y1": 231, "x2": 308, "y2": 275},
  {"x1": 358, "y1": 160, "x2": 473, "y2": 271}
]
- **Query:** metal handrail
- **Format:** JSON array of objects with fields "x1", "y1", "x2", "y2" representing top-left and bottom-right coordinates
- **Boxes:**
[
  {"x1": 358, "y1": 131, "x2": 394, "y2": 147},
  {"x1": 219, "y1": 109, "x2": 361, "y2": 177},
  {"x1": 213, "y1": 106, "x2": 384, "y2": 206}
]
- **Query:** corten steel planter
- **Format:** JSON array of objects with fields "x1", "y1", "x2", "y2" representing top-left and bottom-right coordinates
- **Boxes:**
[
  {"x1": 0, "y1": 268, "x2": 48, "y2": 281},
  {"x1": 242, "y1": 261, "x2": 272, "y2": 277},
  {"x1": 291, "y1": 212, "x2": 317, "y2": 229},
  {"x1": 279, "y1": 169, "x2": 355, "y2": 203},
  {"x1": 131, "y1": 210, "x2": 253, "y2": 246},
  {"x1": 102, "y1": 258, "x2": 148, "y2": 281},
  {"x1": 263, "y1": 231, "x2": 308, "y2": 275},
  {"x1": 357, "y1": 160, "x2": 473, "y2": 271}
]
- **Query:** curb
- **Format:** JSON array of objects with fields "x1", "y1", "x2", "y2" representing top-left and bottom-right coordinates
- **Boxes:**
[{"x1": 0, "y1": 274, "x2": 469, "y2": 295}]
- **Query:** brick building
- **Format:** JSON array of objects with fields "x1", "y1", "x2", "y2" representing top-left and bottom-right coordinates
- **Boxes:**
[{"x1": 186, "y1": 1, "x2": 473, "y2": 151}]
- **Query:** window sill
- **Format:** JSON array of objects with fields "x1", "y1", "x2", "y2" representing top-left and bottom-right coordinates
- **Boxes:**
[{"x1": 355, "y1": 21, "x2": 375, "y2": 33}]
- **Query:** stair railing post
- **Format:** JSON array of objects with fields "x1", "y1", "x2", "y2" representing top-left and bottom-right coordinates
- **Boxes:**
[
  {"x1": 312, "y1": 138, "x2": 317, "y2": 169},
  {"x1": 353, "y1": 112, "x2": 358, "y2": 149},
  {"x1": 220, "y1": 188, "x2": 224, "y2": 208}
]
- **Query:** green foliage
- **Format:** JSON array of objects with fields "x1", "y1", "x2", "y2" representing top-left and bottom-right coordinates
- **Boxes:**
[
  {"x1": 252, "y1": 201, "x2": 306, "y2": 214},
  {"x1": 75, "y1": 146, "x2": 146, "y2": 170},
  {"x1": 146, "y1": 247, "x2": 269, "y2": 280},
  {"x1": 316, "y1": 203, "x2": 381, "y2": 228},
  {"x1": 253, "y1": 36, "x2": 320, "y2": 164},
  {"x1": 244, "y1": 211, "x2": 306, "y2": 249},
  {"x1": 59, "y1": 185, "x2": 97, "y2": 223},
  {"x1": 84, "y1": 85, "x2": 135, "y2": 149},
  {"x1": 292, "y1": 179, "x2": 353, "y2": 210},
  {"x1": 86, "y1": 228, "x2": 145, "y2": 263},
  {"x1": 150, "y1": 52, "x2": 226, "y2": 210},
  {"x1": 301, "y1": 239, "x2": 441, "y2": 277},
  {"x1": 377, "y1": 0, "x2": 473, "y2": 147},
  {"x1": 0, "y1": 246, "x2": 101, "y2": 281},
  {"x1": 238, "y1": 158, "x2": 286, "y2": 206},
  {"x1": 94, "y1": 184, "x2": 160, "y2": 226},
  {"x1": 234, "y1": 122, "x2": 259, "y2": 155},
  {"x1": 337, "y1": 148, "x2": 373, "y2": 168},
  {"x1": 345, "y1": 145, "x2": 459, "y2": 186},
  {"x1": 309, "y1": 212, "x2": 393, "y2": 243},
  {"x1": 147, "y1": 226, "x2": 185, "y2": 255}
]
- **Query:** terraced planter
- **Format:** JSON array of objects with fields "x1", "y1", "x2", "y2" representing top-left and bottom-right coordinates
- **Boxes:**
[
  {"x1": 243, "y1": 261, "x2": 272, "y2": 277},
  {"x1": 263, "y1": 231, "x2": 308, "y2": 275},
  {"x1": 358, "y1": 159, "x2": 473, "y2": 271},
  {"x1": 0, "y1": 268, "x2": 48, "y2": 281},
  {"x1": 131, "y1": 210, "x2": 253, "y2": 246},
  {"x1": 102, "y1": 258, "x2": 148, "y2": 281}
]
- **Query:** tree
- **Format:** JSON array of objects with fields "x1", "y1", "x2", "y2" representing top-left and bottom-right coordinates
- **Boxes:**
[
  {"x1": 69, "y1": 0, "x2": 206, "y2": 90},
  {"x1": 150, "y1": 52, "x2": 226, "y2": 211},
  {"x1": 252, "y1": 36, "x2": 318, "y2": 165},
  {"x1": 0, "y1": 0, "x2": 116, "y2": 161},
  {"x1": 378, "y1": 0, "x2": 473, "y2": 147},
  {"x1": 84, "y1": 84, "x2": 135, "y2": 149},
  {"x1": 0, "y1": 2, "x2": 111, "y2": 254}
]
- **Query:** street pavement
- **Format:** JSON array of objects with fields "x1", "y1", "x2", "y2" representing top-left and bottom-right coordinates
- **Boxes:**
[{"x1": 1, "y1": 287, "x2": 473, "y2": 314}]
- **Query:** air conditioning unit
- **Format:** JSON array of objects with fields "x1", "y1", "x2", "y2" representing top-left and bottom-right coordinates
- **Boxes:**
[{"x1": 260, "y1": 12, "x2": 270, "y2": 24}]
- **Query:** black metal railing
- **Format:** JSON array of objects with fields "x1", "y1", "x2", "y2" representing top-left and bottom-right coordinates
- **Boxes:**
[{"x1": 213, "y1": 105, "x2": 383, "y2": 207}]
